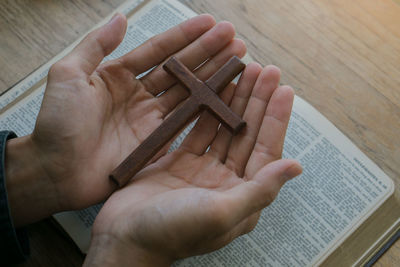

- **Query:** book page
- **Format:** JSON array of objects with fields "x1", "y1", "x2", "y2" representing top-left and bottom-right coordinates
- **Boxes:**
[{"x1": 174, "y1": 96, "x2": 393, "y2": 266}]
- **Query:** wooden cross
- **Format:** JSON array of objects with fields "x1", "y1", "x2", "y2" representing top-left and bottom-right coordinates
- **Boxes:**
[{"x1": 110, "y1": 56, "x2": 246, "y2": 187}]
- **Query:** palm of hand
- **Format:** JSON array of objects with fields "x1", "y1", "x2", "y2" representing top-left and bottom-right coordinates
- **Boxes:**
[
  {"x1": 34, "y1": 61, "x2": 163, "y2": 209},
  {"x1": 95, "y1": 151, "x2": 242, "y2": 256},
  {"x1": 94, "y1": 63, "x2": 302, "y2": 260}
]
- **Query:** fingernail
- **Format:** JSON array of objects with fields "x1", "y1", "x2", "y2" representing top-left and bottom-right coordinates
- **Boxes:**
[
  {"x1": 108, "y1": 13, "x2": 119, "y2": 24},
  {"x1": 283, "y1": 164, "x2": 302, "y2": 181}
]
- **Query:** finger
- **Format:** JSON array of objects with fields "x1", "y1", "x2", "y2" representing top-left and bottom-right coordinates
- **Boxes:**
[
  {"x1": 50, "y1": 13, "x2": 127, "y2": 79},
  {"x1": 179, "y1": 83, "x2": 236, "y2": 155},
  {"x1": 224, "y1": 66, "x2": 281, "y2": 177},
  {"x1": 225, "y1": 159, "x2": 302, "y2": 223},
  {"x1": 208, "y1": 63, "x2": 262, "y2": 161},
  {"x1": 157, "y1": 38, "x2": 246, "y2": 116},
  {"x1": 229, "y1": 211, "x2": 261, "y2": 238},
  {"x1": 120, "y1": 14, "x2": 216, "y2": 76},
  {"x1": 141, "y1": 21, "x2": 236, "y2": 95},
  {"x1": 244, "y1": 85, "x2": 295, "y2": 178}
]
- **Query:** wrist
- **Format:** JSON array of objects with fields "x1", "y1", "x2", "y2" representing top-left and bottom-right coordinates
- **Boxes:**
[
  {"x1": 5, "y1": 135, "x2": 60, "y2": 227},
  {"x1": 84, "y1": 233, "x2": 173, "y2": 267}
]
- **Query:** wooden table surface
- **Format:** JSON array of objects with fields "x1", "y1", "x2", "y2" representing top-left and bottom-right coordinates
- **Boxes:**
[{"x1": 1, "y1": 0, "x2": 399, "y2": 266}]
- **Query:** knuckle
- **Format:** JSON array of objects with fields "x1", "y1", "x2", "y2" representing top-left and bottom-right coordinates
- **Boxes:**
[
  {"x1": 243, "y1": 222, "x2": 257, "y2": 235},
  {"x1": 86, "y1": 30, "x2": 97, "y2": 41},
  {"x1": 207, "y1": 203, "x2": 231, "y2": 232},
  {"x1": 240, "y1": 213, "x2": 261, "y2": 236},
  {"x1": 49, "y1": 60, "x2": 76, "y2": 77},
  {"x1": 263, "y1": 189, "x2": 278, "y2": 206},
  {"x1": 148, "y1": 36, "x2": 166, "y2": 60},
  {"x1": 254, "y1": 142, "x2": 282, "y2": 161},
  {"x1": 230, "y1": 38, "x2": 246, "y2": 56}
]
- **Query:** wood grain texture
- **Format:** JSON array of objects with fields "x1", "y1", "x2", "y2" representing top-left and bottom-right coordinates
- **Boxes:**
[
  {"x1": 0, "y1": 0, "x2": 399, "y2": 266},
  {"x1": 0, "y1": 0, "x2": 125, "y2": 92}
]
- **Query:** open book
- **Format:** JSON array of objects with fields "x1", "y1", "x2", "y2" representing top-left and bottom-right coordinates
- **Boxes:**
[{"x1": 0, "y1": 0, "x2": 399, "y2": 266}]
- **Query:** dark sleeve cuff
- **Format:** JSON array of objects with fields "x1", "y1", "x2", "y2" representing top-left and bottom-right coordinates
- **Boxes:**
[{"x1": 0, "y1": 131, "x2": 30, "y2": 264}]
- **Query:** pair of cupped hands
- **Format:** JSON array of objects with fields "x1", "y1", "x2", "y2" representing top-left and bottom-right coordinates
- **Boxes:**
[{"x1": 5, "y1": 13, "x2": 301, "y2": 266}]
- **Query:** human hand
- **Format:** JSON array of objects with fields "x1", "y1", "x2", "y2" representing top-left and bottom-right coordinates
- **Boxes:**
[
  {"x1": 85, "y1": 64, "x2": 302, "y2": 266},
  {"x1": 5, "y1": 13, "x2": 246, "y2": 226}
]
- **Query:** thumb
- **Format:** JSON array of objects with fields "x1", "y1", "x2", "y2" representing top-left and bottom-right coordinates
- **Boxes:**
[
  {"x1": 52, "y1": 13, "x2": 127, "y2": 78},
  {"x1": 225, "y1": 159, "x2": 302, "y2": 224}
]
